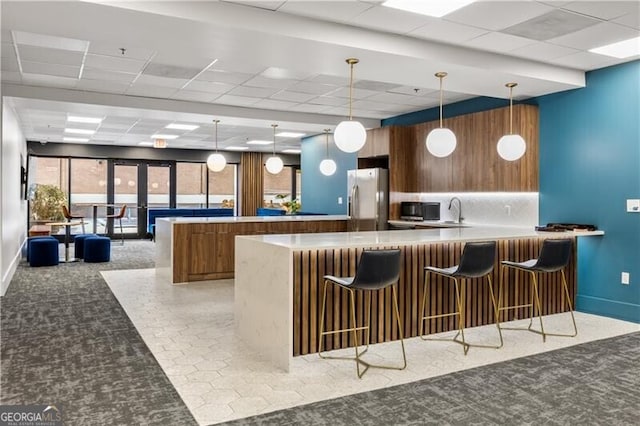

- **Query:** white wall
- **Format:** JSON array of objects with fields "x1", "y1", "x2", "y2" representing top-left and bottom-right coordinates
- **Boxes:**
[{"x1": 1, "y1": 101, "x2": 28, "y2": 296}]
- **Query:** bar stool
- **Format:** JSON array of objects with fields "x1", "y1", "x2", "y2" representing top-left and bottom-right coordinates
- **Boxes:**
[
  {"x1": 318, "y1": 249, "x2": 406, "y2": 378},
  {"x1": 499, "y1": 238, "x2": 576, "y2": 342},
  {"x1": 420, "y1": 241, "x2": 502, "y2": 355},
  {"x1": 61, "y1": 205, "x2": 86, "y2": 234},
  {"x1": 106, "y1": 204, "x2": 127, "y2": 245}
]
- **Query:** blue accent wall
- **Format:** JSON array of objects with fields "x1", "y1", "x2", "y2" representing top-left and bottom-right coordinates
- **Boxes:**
[
  {"x1": 535, "y1": 60, "x2": 640, "y2": 323},
  {"x1": 301, "y1": 133, "x2": 356, "y2": 215}
]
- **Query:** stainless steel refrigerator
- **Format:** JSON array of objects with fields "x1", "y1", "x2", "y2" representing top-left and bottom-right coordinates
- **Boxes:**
[{"x1": 347, "y1": 168, "x2": 388, "y2": 232}]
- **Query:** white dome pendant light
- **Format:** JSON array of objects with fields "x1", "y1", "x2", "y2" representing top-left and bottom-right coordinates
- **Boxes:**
[
  {"x1": 426, "y1": 72, "x2": 457, "y2": 158},
  {"x1": 265, "y1": 123, "x2": 284, "y2": 174},
  {"x1": 206, "y1": 119, "x2": 226, "y2": 172},
  {"x1": 334, "y1": 58, "x2": 366, "y2": 153},
  {"x1": 497, "y1": 82, "x2": 526, "y2": 161},
  {"x1": 319, "y1": 129, "x2": 337, "y2": 176}
]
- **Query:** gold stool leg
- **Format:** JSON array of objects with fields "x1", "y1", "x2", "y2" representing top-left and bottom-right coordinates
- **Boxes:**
[
  {"x1": 561, "y1": 270, "x2": 578, "y2": 337},
  {"x1": 528, "y1": 272, "x2": 546, "y2": 342},
  {"x1": 452, "y1": 278, "x2": 469, "y2": 355},
  {"x1": 318, "y1": 280, "x2": 329, "y2": 358},
  {"x1": 487, "y1": 275, "x2": 504, "y2": 348}
]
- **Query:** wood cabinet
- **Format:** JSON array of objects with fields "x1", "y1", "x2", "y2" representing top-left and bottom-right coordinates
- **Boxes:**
[
  {"x1": 173, "y1": 219, "x2": 348, "y2": 283},
  {"x1": 388, "y1": 104, "x2": 539, "y2": 219},
  {"x1": 359, "y1": 126, "x2": 413, "y2": 159}
]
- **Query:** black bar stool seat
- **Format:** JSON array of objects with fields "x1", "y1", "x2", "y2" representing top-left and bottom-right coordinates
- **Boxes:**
[
  {"x1": 420, "y1": 241, "x2": 503, "y2": 355},
  {"x1": 319, "y1": 249, "x2": 406, "y2": 378}
]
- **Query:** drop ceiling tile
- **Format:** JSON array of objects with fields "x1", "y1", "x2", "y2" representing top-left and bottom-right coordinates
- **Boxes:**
[
  {"x1": 88, "y1": 41, "x2": 155, "y2": 61},
  {"x1": 197, "y1": 69, "x2": 253, "y2": 84},
  {"x1": 260, "y1": 67, "x2": 314, "y2": 80},
  {"x1": 287, "y1": 81, "x2": 337, "y2": 95},
  {"x1": 184, "y1": 80, "x2": 235, "y2": 94},
  {"x1": 170, "y1": 90, "x2": 218, "y2": 102},
  {"x1": 466, "y1": 32, "x2": 536, "y2": 53},
  {"x1": 612, "y1": 10, "x2": 640, "y2": 29},
  {"x1": 125, "y1": 85, "x2": 178, "y2": 98},
  {"x1": 134, "y1": 74, "x2": 189, "y2": 89},
  {"x1": 223, "y1": 1, "x2": 286, "y2": 11},
  {"x1": 367, "y1": 92, "x2": 434, "y2": 107},
  {"x1": 348, "y1": 5, "x2": 433, "y2": 34},
  {"x1": 1, "y1": 52, "x2": 19, "y2": 71},
  {"x1": 548, "y1": 21, "x2": 639, "y2": 50},
  {"x1": 82, "y1": 68, "x2": 138, "y2": 83},
  {"x1": 509, "y1": 41, "x2": 580, "y2": 61},
  {"x1": 561, "y1": 1, "x2": 639, "y2": 21},
  {"x1": 21, "y1": 61, "x2": 80, "y2": 78},
  {"x1": 549, "y1": 51, "x2": 621, "y2": 70},
  {"x1": 409, "y1": 17, "x2": 489, "y2": 43},
  {"x1": 243, "y1": 75, "x2": 298, "y2": 89},
  {"x1": 143, "y1": 62, "x2": 203, "y2": 79},
  {"x1": 210, "y1": 58, "x2": 266, "y2": 75},
  {"x1": 328, "y1": 87, "x2": 379, "y2": 99},
  {"x1": 279, "y1": 1, "x2": 373, "y2": 23},
  {"x1": 76, "y1": 79, "x2": 130, "y2": 94},
  {"x1": 1, "y1": 41, "x2": 15, "y2": 57},
  {"x1": 270, "y1": 91, "x2": 317, "y2": 102},
  {"x1": 445, "y1": 1, "x2": 554, "y2": 31},
  {"x1": 17, "y1": 45, "x2": 84, "y2": 66},
  {"x1": 352, "y1": 99, "x2": 397, "y2": 112},
  {"x1": 102, "y1": 116, "x2": 139, "y2": 126},
  {"x1": 306, "y1": 74, "x2": 348, "y2": 86},
  {"x1": 501, "y1": 9, "x2": 601, "y2": 41},
  {"x1": 228, "y1": 85, "x2": 280, "y2": 98},
  {"x1": 287, "y1": 103, "x2": 331, "y2": 113},
  {"x1": 213, "y1": 94, "x2": 261, "y2": 106},
  {"x1": 21, "y1": 73, "x2": 77, "y2": 88},
  {"x1": 387, "y1": 86, "x2": 437, "y2": 97},
  {"x1": 252, "y1": 99, "x2": 298, "y2": 110},
  {"x1": 84, "y1": 54, "x2": 146, "y2": 73},
  {"x1": 308, "y1": 96, "x2": 346, "y2": 106},
  {"x1": 12, "y1": 31, "x2": 89, "y2": 52},
  {"x1": 354, "y1": 80, "x2": 400, "y2": 91}
]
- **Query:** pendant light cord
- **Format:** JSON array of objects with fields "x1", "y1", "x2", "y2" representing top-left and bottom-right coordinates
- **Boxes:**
[
  {"x1": 214, "y1": 119, "x2": 220, "y2": 153},
  {"x1": 509, "y1": 85, "x2": 513, "y2": 135},
  {"x1": 272, "y1": 124, "x2": 278, "y2": 156},
  {"x1": 348, "y1": 62, "x2": 354, "y2": 120},
  {"x1": 324, "y1": 129, "x2": 330, "y2": 158},
  {"x1": 439, "y1": 76, "x2": 444, "y2": 128}
]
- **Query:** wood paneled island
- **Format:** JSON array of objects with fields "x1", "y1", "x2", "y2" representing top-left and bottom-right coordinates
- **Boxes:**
[
  {"x1": 234, "y1": 227, "x2": 603, "y2": 371},
  {"x1": 155, "y1": 215, "x2": 348, "y2": 284}
]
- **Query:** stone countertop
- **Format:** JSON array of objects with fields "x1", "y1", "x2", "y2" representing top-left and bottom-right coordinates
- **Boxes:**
[
  {"x1": 157, "y1": 215, "x2": 349, "y2": 224},
  {"x1": 388, "y1": 219, "x2": 471, "y2": 228},
  {"x1": 236, "y1": 226, "x2": 604, "y2": 250}
]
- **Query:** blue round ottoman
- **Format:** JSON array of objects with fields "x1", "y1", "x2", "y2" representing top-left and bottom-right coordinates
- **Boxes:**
[
  {"x1": 84, "y1": 236, "x2": 111, "y2": 263},
  {"x1": 29, "y1": 238, "x2": 59, "y2": 267},
  {"x1": 74, "y1": 234, "x2": 97, "y2": 259}
]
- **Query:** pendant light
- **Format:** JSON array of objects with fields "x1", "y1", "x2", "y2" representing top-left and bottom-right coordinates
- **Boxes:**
[
  {"x1": 426, "y1": 72, "x2": 456, "y2": 158},
  {"x1": 497, "y1": 82, "x2": 526, "y2": 161},
  {"x1": 319, "y1": 129, "x2": 337, "y2": 176},
  {"x1": 206, "y1": 119, "x2": 226, "y2": 172},
  {"x1": 334, "y1": 58, "x2": 367, "y2": 153},
  {"x1": 265, "y1": 123, "x2": 284, "y2": 174}
]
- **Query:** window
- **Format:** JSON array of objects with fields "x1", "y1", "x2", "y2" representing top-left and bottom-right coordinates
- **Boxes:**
[
  {"x1": 29, "y1": 157, "x2": 69, "y2": 234},
  {"x1": 70, "y1": 158, "x2": 107, "y2": 233},
  {"x1": 208, "y1": 164, "x2": 236, "y2": 210},
  {"x1": 263, "y1": 166, "x2": 294, "y2": 208},
  {"x1": 176, "y1": 162, "x2": 207, "y2": 209}
]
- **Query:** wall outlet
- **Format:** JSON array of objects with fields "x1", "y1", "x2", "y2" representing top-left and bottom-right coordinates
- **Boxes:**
[
  {"x1": 504, "y1": 204, "x2": 511, "y2": 216},
  {"x1": 338, "y1": 197, "x2": 343, "y2": 205},
  {"x1": 621, "y1": 272, "x2": 630, "y2": 285},
  {"x1": 627, "y1": 199, "x2": 640, "y2": 213}
]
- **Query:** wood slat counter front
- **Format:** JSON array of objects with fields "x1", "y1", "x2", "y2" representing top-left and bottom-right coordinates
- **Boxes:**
[
  {"x1": 235, "y1": 227, "x2": 604, "y2": 371},
  {"x1": 155, "y1": 215, "x2": 348, "y2": 284}
]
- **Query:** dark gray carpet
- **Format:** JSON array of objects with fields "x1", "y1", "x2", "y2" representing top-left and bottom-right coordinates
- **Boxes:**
[
  {"x1": 1, "y1": 240, "x2": 197, "y2": 426},
  {"x1": 221, "y1": 332, "x2": 640, "y2": 426}
]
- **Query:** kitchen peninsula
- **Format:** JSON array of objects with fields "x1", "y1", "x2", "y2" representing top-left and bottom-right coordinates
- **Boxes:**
[
  {"x1": 155, "y1": 215, "x2": 348, "y2": 284},
  {"x1": 235, "y1": 227, "x2": 603, "y2": 371}
]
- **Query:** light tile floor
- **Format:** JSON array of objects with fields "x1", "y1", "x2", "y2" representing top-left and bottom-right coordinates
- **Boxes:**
[{"x1": 102, "y1": 269, "x2": 639, "y2": 425}]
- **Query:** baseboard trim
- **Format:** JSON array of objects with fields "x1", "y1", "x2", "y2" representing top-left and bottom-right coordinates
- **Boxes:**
[
  {"x1": 1, "y1": 239, "x2": 25, "y2": 296},
  {"x1": 577, "y1": 295, "x2": 640, "y2": 324}
]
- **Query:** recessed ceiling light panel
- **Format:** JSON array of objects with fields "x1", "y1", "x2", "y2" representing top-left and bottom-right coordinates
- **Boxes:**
[
  {"x1": 165, "y1": 123, "x2": 200, "y2": 131},
  {"x1": 151, "y1": 134, "x2": 179, "y2": 140},
  {"x1": 226, "y1": 146, "x2": 250, "y2": 151},
  {"x1": 138, "y1": 141, "x2": 154, "y2": 146},
  {"x1": 246, "y1": 140, "x2": 272, "y2": 145},
  {"x1": 590, "y1": 36, "x2": 640, "y2": 58},
  {"x1": 67, "y1": 115, "x2": 103, "y2": 124},
  {"x1": 63, "y1": 137, "x2": 89, "y2": 142},
  {"x1": 276, "y1": 132, "x2": 306, "y2": 138},
  {"x1": 282, "y1": 149, "x2": 301, "y2": 154},
  {"x1": 64, "y1": 128, "x2": 95, "y2": 135},
  {"x1": 382, "y1": 0, "x2": 476, "y2": 18}
]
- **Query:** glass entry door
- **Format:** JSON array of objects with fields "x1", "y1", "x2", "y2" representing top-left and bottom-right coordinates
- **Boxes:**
[{"x1": 111, "y1": 160, "x2": 175, "y2": 239}]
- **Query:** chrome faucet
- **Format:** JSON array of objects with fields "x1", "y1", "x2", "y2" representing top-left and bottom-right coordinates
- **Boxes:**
[{"x1": 448, "y1": 197, "x2": 464, "y2": 223}]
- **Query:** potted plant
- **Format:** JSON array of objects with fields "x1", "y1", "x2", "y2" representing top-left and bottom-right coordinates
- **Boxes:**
[
  {"x1": 30, "y1": 184, "x2": 67, "y2": 231},
  {"x1": 275, "y1": 193, "x2": 301, "y2": 214}
]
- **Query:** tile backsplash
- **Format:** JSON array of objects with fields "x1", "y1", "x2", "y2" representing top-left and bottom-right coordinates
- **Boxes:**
[{"x1": 404, "y1": 192, "x2": 539, "y2": 227}]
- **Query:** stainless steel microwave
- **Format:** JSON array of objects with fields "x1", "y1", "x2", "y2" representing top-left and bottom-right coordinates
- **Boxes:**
[{"x1": 400, "y1": 202, "x2": 440, "y2": 221}]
